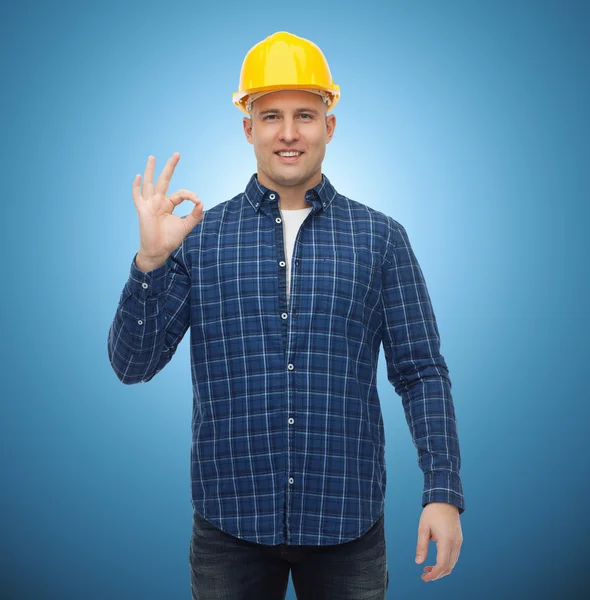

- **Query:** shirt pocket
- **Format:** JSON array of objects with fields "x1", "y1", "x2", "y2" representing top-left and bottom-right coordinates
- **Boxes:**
[{"x1": 314, "y1": 248, "x2": 379, "y2": 320}]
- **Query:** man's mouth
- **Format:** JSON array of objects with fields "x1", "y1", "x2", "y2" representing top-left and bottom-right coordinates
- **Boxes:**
[{"x1": 275, "y1": 151, "x2": 304, "y2": 163}]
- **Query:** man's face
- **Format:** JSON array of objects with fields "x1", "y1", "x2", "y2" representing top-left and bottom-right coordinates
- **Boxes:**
[{"x1": 242, "y1": 90, "x2": 336, "y2": 190}]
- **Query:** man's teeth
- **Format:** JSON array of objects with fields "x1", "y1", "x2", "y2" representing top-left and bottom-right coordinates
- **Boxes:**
[{"x1": 278, "y1": 152, "x2": 302, "y2": 157}]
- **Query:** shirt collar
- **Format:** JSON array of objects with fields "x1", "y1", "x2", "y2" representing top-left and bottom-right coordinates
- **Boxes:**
[{"x1": 244, "y1": 173, "x2": 337, "y2": 214}]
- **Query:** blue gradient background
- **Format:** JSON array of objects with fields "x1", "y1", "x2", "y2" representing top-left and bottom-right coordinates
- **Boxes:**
[{"x1": 2, "y1": 1, "x2": 588, "y2": 598}]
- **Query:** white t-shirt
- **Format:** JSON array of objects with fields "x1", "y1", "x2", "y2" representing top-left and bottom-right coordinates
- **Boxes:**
[{"x1": 279, "y1": 206, "x2": 313, "y2": 306}]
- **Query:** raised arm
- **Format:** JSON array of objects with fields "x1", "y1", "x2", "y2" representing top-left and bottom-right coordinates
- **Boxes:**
[{"x1": 107, "y1": 153, "x2": 204, "y2": 384}]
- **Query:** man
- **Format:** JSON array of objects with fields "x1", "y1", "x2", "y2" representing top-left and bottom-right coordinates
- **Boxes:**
[{"x1": 108, "y1": 31, "x2": 464, "y2": 599}]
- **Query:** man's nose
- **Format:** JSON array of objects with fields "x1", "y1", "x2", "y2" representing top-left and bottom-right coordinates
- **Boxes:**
[{"x1": 279, "y1": 117, "x2": 299, "y2": 143}]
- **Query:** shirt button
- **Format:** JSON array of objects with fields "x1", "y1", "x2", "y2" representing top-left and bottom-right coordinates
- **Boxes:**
[
  {"x1": 288, "y1": 477, "x2": 294, "y2": 484},
  {"x1": 281, "y1": 312, "x2": 288, "y2": 320},
  {"x1": 141, "y1": 282, "x2": 148, "y2": 289},
  {"x1": 279, "y1": 260, "x2": 286, "y2": 267},
  {"x1": 269, "y1": 193, "x2": 276, "y2": 200},
  {"x1": 288, "y1": 418, "x2": 294, "y2": 425},
  {"x1": 287, "y1": 363, "x2": 294, "y2": 371},
  {"x1": 275, "y1": 217, "x2": 282, "y2": 224},
  {"x1": 137, "y1": 320, "x2": 143, "y2": 325}
]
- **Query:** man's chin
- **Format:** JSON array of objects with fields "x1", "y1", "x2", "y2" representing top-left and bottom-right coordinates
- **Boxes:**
[{"x1": 269, "y1": 170, "x2": 311, "y2": 188}]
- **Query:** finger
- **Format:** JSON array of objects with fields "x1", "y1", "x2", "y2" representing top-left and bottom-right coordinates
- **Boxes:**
[
  {"x1": 416, "y1": 526, "x2": 430, "y2": 564},
  {"x1": 154, "y1": 152, "x2": 180, "y2": 198},
  {"x1": 182, "y1": 203, "x2": 205, "y2": 234},
  {"x1": 449, "y1": 545, "x2": 460, "y2": 571},
  {"x1": 166, "y1": 189, "x2": 201, "y2": 209},
  {"x1": 143, "y1": 155, "x2": 155, "y2": 199},
  {"x1": 132, "y1": 174, "x2": 143, "y2": 209},
  {"x1": 424, "y1": 564, "x2": 449, "y2": 581},
  {"x1": 423, "y1": 541, "x2": 452, "y2": 581}
]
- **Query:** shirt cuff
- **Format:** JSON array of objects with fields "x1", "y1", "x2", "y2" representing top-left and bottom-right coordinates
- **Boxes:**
[
  {"x1": 422, "y1": 471, "x2": 465, "y2": 515},
  {"x1": 127, "y1": 252, "x2": 170, "y2": 299}
]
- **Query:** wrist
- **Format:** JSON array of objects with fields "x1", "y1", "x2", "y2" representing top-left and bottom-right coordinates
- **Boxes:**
[{"x1": 135, "y1": 252, "x2": 168, "y2": 273}]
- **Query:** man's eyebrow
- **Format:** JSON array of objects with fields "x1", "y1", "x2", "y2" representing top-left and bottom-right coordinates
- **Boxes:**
[{"x1": 258, "y1": 107, "x2": 320, "y2": 116}]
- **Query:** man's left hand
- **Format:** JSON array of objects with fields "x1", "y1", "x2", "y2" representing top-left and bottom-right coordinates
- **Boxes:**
[{"x1": 415, "y1": 502, "x2": 463, "y2": 582}]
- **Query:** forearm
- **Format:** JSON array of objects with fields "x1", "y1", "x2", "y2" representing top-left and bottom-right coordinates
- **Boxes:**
[
  {"x1": 400, "y1": 366, "x2": 465, "y2": 514},
  {"x1": 107, "y1": 249, "x2": 190, "y2": 384}
]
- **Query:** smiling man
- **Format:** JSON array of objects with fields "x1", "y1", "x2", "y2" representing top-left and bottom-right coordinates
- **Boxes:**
[
  {"x1": 108, "y1": 30, "x2": 465, "y2": 600},
  {"x1": 242, "y1": 89, "x2": 335, "y2": 210}
]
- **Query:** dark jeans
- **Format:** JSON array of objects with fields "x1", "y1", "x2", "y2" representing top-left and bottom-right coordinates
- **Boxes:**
[{"x1": 189, "y1": 509, "x2": 389, "y2": 599}]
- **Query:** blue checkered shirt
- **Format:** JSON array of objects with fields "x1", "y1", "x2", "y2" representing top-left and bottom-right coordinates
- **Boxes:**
[{"x1": 108, "y1": 173, "x2": 465, "y2": 546}]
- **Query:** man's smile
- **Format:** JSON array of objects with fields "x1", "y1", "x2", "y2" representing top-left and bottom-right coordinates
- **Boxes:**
[{"x1": 275, "y1": 150, "x2": 304, "y2": 163}]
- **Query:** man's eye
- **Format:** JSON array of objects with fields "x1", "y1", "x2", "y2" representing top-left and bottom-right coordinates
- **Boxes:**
[{"x1": 262, "y1": 114, "x2": 312, "y2": 120}]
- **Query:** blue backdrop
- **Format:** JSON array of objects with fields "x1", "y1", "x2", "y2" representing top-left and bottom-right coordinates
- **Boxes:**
[{"x1": 2, "y1": 1, "x2": 588, "y2": 598}]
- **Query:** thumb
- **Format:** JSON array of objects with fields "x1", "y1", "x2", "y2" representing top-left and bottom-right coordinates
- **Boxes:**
[{"x1": 416, "y1": 526, "x2": 431, "y2": 563}]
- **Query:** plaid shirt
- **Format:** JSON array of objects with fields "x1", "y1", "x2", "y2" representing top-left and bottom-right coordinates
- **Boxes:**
[{"x1": 108, "y1": 173, "x2": 465, "y2": 546}]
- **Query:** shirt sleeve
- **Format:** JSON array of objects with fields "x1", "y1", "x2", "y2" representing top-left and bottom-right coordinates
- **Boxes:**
[
  {"x1": 380, "y1": 220, "x2": 465, "y2": 514},
  {"x1": 107, "y1": 239, "x2": 191, "y2": 385}
]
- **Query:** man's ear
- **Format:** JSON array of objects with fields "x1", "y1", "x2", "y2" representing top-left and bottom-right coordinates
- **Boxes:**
[
  {"x1": 243, "y1": 116, "x2": 253, "y2": 144},
  {"x1": 325, "y1": 114, "x2": 336, "y2": 143}
]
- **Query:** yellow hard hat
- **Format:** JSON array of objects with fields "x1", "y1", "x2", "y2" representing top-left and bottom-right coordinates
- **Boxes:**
[{"x1": 232, "y1": 31, "x2": 341, "y2": 115}]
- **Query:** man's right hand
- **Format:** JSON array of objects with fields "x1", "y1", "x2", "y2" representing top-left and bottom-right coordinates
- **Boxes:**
[{"x1": 132, "y1": 153, "x2": 204, "y2": 272}]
